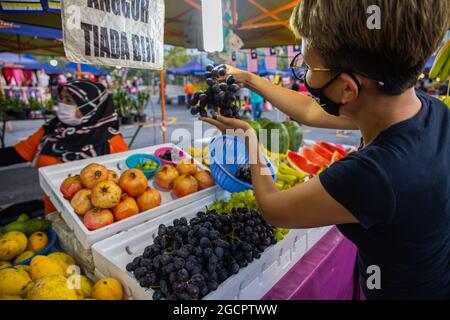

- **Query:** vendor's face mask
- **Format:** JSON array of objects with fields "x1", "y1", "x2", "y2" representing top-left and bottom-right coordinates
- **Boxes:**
[
  {"x1": 57, "y1": 102, "x2": 82, "y2": 126},
  {"x1": 304, "y1": 72, "x2": 362, "y2": 117}
]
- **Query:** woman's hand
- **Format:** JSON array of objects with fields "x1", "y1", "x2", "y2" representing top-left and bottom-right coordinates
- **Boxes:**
[
  {"x1": 222, "y1": 65, "x2": 253, "y2": 88},
  {"x1": 201, "y1": 114, "x2": 257, "y2": 144},
  {"x1": 201, "y1": 113, "x2": 251, "y2": 133}
]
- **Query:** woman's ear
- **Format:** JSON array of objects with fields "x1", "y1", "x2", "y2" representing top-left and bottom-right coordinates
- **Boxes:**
[{"x1": 339, "y1": 73, "x2": 360, "y2": 104}]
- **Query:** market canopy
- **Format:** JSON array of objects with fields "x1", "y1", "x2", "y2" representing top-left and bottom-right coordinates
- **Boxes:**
[
  {"x1": 167, "y1": 60, "x2": 206, "y2": 76},
  {"x1": 0, "y1": 0, "x2": 299, "y2": 50},
  {"x1": 65, "y1": 62, "x2": 109, "y2": 76},
  {"x1": 0, "y1": 19, "x2": 64, "y2": 56},
  {"x1": 0, "y1": 52, "x2": 46, "y2": 69}
]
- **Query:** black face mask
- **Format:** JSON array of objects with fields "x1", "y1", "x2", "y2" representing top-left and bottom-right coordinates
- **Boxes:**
[{"x1": 304, "y1": 72, "x2": 362, "y2": 116}]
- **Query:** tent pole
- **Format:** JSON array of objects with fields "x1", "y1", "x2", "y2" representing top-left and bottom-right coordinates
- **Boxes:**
[
  {"x1": 0, "y1": 68, "x2": 4, "y2": 95},
  {"x1": 77, "y1": 63, "x2": 82, "y2": 79},
  {"x1": 160, "y1": 69, "x2": 167, "y2": 144}
]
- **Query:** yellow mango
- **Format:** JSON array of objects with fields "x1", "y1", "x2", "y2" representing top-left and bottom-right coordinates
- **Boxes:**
[
  {"x1": 92, "y1": 278, "x2": 123, "y2": 300},
  {"x1": 30, "y1": 255, "x2": 64, "y2": 281}
]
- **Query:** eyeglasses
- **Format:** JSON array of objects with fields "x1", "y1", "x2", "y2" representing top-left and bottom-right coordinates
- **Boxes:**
[
  {"x1": 290, "y1": 52, "x2": 334, "y2": 81},
  {"x1": 289, "y1": 52, "x2": 385, "y2": 87}
]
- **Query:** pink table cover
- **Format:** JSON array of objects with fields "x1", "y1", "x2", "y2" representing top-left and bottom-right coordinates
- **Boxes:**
[{"x1": 263, "y1": 227, "x2": 358, "y2": 300}]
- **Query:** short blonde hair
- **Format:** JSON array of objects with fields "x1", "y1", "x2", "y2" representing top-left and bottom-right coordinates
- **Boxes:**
[{"x1": 290, "y1": 0, "x2": 450, "y2": 94}]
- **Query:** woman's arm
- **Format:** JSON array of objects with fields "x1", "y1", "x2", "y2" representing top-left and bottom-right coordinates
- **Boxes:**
[
  {"x1": 228, "y1": 66, "x2": 358, "y2": 130},
  {"x1": 203, "y1": 115, "x2": 358, "y2": 229},
  {"x1": 0, "y1": 147, "x2": 27, "y2": 167}
]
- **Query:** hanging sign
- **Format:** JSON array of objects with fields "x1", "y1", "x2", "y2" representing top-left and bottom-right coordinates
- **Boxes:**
[{"x1": 62, "y1": 0, "x2": 165, "y2": 70}]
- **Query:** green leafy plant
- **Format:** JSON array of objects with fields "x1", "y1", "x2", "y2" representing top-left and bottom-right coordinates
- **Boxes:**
[
  {"x1": 112, "y1": 87, "x2": 129, "y2": 117},
  {"x1": 127, "y1": 95, "x2": 138, "y2": 115},
  {"x1": 0, "y1": 93, "x2": 7, "y2": 116},
  {"x1": 43, "y1": 97, "x2": 56, "y2": 113},
  {"x1": 136, "y1": 90, "x2": 150, "y2": 115},
  {"x1": 10, "y1": 97, "x2": 24, "y2": 112},
  {"x1": 28, "y1": 97, "x2": 42, "y2": 111}
]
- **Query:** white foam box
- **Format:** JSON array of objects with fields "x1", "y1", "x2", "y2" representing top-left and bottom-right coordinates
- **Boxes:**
[
  {"x1": 39, "y1": 143, "x2": 220, "y2": 249},
  {"x1": 92, "y1": 192, "x2": 319, "y2": 300}
]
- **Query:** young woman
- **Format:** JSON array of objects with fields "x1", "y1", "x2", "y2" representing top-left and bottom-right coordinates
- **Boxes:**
[
  {"x1": 203, "y1": 0, "x2": 450, "y2": 300},
  {"x1": 0, "y1": 80, "x2": 128, "y2": 214}
]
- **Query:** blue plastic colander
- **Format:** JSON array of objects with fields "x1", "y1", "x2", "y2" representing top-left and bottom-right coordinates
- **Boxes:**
[{"x1": 209, "y1": 135, "x2": 276, "y2": 193}]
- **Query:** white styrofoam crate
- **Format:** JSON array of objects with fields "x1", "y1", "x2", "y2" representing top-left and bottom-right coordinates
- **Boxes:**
[
  {"x1": 92, "y1": 193, "x2": 318, "y2": 300},
  {"x1": 39, "y1": 143, "x2": 220, "y2": 249}
]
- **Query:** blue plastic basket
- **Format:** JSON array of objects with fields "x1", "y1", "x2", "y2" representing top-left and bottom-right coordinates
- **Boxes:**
[
  {"x1": 125, "y1": 154, "x2": 162, "y2": 179},
  {"x1": 209, "y1": 135, "x2": 276, "y2": 193},
  {"x1": 10, "y1": 228, "x2": 57, "y2": 267}
]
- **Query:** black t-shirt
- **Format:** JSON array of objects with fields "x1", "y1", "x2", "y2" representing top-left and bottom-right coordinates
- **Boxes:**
[{"x1": 320, "y1": 90, "x2": 450, "y2": 300}]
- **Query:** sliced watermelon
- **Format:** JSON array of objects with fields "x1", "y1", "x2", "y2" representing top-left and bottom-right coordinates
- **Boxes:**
[
  {"x1": 287, "y1": 151, "x2": 320, "y2": 175},
  {"x1": 319, "y1": 141, "x2": 348, "y2": 157},
  {"x1": 331, "y1": 151, "x2": 345, "y2": 163},
  {"x1": 312, "y1": 143, "x2": 333, "y2": 161},
  {"x1": 302, "y1": 147, "x2": 330, "y2": 167}
]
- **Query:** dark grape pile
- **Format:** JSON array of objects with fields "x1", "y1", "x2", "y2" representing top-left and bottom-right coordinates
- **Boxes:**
[
  {"x1": 160, "y1": 150, "x2": 172, "y2": 161},
  {"x1": 235, "y1": 165, "x2": 252, "y2": 184},
  {"x1": 189, "y1": 64, "x2": 241, "y2": 119},
  {"x1": 126, "y1": 208, "x2": 277, "y2": 300}
]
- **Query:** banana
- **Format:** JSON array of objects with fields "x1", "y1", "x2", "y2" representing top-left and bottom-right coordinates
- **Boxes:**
[
  {"x1": 276, "y1": 181, "x2": 285, "y2": 190},
  {"x1": 430, "y1": 40, "x2": 450, "y2": 79},
  {"x1": 439, "y1": 56, "x2": 450, "y2": 81},
  {"x1": 277, "y1": 173, "x2": 299, "y2": 186},
  {"x1": 279, "y1": 162, "x2": 307, "y2": 179}
]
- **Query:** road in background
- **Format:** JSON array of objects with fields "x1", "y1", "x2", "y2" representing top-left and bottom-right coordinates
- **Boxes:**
[{"x1": 0, "y1": 99, "x2": 360, "y2": 206}]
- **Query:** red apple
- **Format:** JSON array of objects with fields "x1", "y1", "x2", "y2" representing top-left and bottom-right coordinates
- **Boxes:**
[
  {"x1": 60, "y1": 175, "x2": 83, "y2": 200},
  {"x1": 136, "y1": 187, "x2": 162, "y2": 212},
  {"x1": 83, "y1": 208, "x2": 114, "y2": 231},
  {"x1": 173, "y1": 175, "x2": 199, "y2": 198}
]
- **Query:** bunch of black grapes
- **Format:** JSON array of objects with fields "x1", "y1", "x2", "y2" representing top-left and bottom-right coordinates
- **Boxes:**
[
  {"x1": 126, "y1": 208, "x2": 277, "y2": 300},
  {"x1": 189, "y1": 64, "x2": 241, "y2": 119},
  {"x1": 160, "y1": 150, "x2": 172, "y2": 161},
  {"x1": 235, "y1": 165, "x2": 252, "y2": 184}
]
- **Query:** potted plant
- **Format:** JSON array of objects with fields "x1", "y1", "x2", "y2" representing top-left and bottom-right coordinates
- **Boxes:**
[
  {"x1": 124, "y1": 95, "x2": 137, "y2": 125},
  {"x1": 0, "y1": 93, "x2": 7, "y2": 120},
  {"x1": 10, "y1": 97, "x2": 27, "y2": 120},
  {"x1": 136, "y1": 90, "x2": 150, "y2": 123},
  {"x1": 28, "y1": 97, "x2": 44, "y2": 119},
  {"x1": 43, "y1": 97, "x2": 56, "y2": 116},
  {"x1": 113, "y1": 88, "x2": 135, "y2": 125}
]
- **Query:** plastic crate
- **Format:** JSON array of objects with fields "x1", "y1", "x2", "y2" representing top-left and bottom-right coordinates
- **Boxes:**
[
  {"x1": 210, "y1": 135, "x2": 276, "y2": 193},
  {"x1": 39, "y1": 143, "x2": 220, "y2": 249},
  {"x1": 92, "y1": 192, "x2": 332, "y2": 300}
]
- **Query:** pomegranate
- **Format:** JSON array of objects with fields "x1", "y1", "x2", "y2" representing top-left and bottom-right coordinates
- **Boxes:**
[
  {"x1": 107, "y1": 170, "x2": 120, "y2": 184},
  {"x1": 155, "y1": 165, "x2": 179, "y2": 189},
  {"x1": 119, "y1": 169, "x2": 148, "y2": 197},
  {"x1": 83, "y1": 208, "x2": 114, "y2": 231},
  {"x1": 176, "y1": 160, "x2": 197, "y2": 176},
  {"x1": 70, "y1": 189, "x2": 93, "y2": 215},
  {"x1": 60, "y1": 175, "x2": 82, "y2": 200},
  {"x1": 136, "y1": 187, "x2": 162, "y2": 212},
  {"x1": 173, "y1": 175, "x2": 199, "y2": 198},
  {"x1": 91, "y1": 181, "x2": 122, "y2": 209},
  {"x1": 194, "y1": 171, "x2": 215, "y2": 190},
  {"x1": 80, "y1": 163, "x2": 108, "y2": 189},
  {"x1": 112, "y1": 194, "x2": 140, "y2": 221}
]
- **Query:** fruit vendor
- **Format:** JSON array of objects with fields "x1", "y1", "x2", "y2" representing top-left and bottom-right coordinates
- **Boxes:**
[
  {"x1": 203, "y1": 0, "x2": 450, "y2": 299},
  {"x1": 0, "y1": 80, "x2": 129, "y2": 214}
]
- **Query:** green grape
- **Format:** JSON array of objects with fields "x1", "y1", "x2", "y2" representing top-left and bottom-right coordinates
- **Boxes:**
[
  {"x1": 281, "y1": 229, "x2": 290, "y2": 235},
  {"x1": 274, "y1": 230, "x2": 284, "y2": 241}
]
